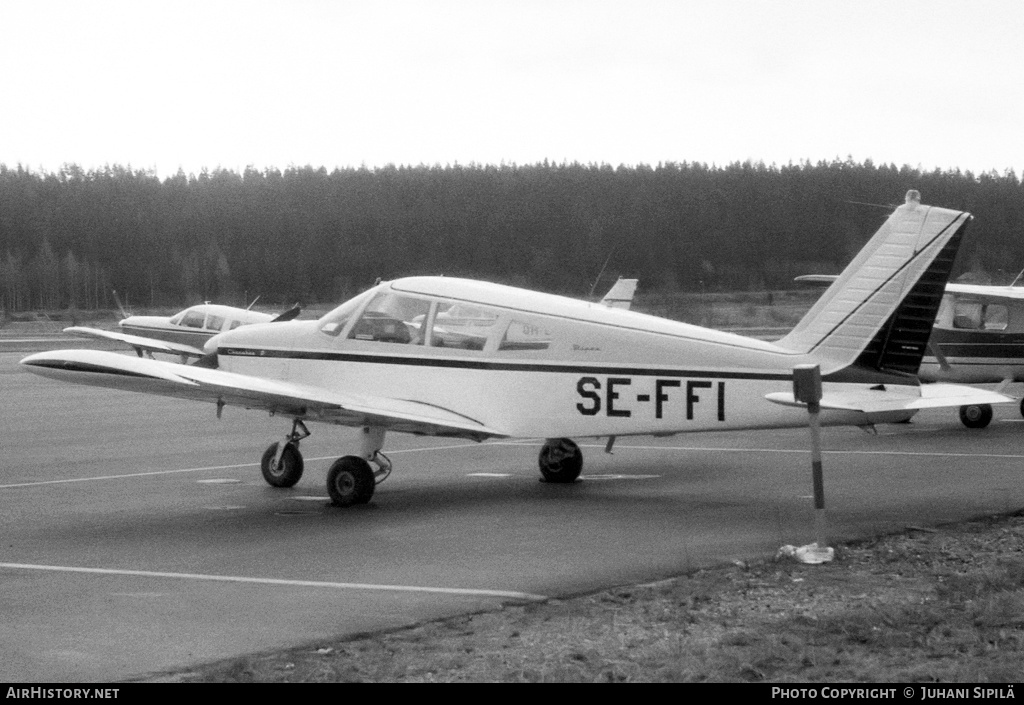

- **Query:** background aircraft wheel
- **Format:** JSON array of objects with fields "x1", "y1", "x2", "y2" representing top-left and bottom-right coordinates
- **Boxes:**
[
  {"x1": 1019, "y1": 397, "x2": 1024, "y2": 418},
  {"x1": 260, "y1": 442, "x2": 304, "y2": 487},
  {"x1": 538, "y1": 438, "x2": 583, "y2": 483},
  {"x1": 327, "y1": 456, "x2": 376, "y2": 506},
  {"x1": 959, "y1": 404, "x2": 993, "y2": 429}
]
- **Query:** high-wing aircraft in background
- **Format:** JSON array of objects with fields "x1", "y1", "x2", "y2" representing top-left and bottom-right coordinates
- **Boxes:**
[
  {"x1": 65, "y1": 302, "x2": 301, "y2": 361},
  {"x1": 22, "y1": 191, "x2": 1012, "y2": 508},
  {"x1": 796, "y1": 276, "x2": 1024, "y2": 429}
]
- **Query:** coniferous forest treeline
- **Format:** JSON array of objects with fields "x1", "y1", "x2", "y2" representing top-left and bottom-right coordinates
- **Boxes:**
[{"x1": 1, "y1": 159, "x2": 1021, "y2": 312}]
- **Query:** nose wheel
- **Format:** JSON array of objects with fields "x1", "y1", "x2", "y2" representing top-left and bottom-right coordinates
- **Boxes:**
[{"x1": 260, "y1": 419, "x2": 310, "y2": 487}]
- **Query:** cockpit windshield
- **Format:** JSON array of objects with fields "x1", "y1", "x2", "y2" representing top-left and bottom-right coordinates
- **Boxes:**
[{"x1": 318, "y1": 289, "x2": 377, "y2": 337}]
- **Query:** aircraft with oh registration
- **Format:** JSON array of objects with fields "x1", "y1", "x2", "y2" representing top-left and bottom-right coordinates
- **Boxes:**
[{"x1": 21, "y1": 191, "x2": 1012, "y2": 508}]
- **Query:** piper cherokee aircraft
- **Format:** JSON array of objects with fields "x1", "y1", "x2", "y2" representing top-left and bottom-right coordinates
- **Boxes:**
[
  {"x1": 795, "y1": 275, "x2": 1024, "y2": 429},
  {"x1": 65, "y1": 301, "x2": 301, "y2": 361},
  {"x1": 21, "y1": 191, "x2": 1012, "y2": 508}
]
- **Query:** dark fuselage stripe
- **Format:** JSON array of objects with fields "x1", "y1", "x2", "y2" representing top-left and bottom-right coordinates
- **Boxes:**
[{"x1": 218, "y1": 348, "x2": 795, "y2": 380}]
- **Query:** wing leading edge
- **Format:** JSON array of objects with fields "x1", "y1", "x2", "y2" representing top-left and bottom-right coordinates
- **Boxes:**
[{"x1": 20, "y1": 349, "x2": 506, "y2": 441}]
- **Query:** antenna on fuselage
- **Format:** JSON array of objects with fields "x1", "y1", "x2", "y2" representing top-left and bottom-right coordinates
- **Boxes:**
[
  {"x1": 588, "y1": 246, "x2": 618, "y2": 298},
  {"x1": 1010, "y1": 267, "x2": 1024, "y2": 288},
  {"x1": 111, "y1": 290, "x2": 130, "y2": 319},
  {"x1": 246, "y1": 295, "x2": 261, "y2": 310}
]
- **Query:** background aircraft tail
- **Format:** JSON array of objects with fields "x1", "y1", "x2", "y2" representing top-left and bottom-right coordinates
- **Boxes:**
[
  {"x1": 776, "y1": 191, "x2": 971, "y2": 380},
  {"x1": 599, "y1": 277, "x2": 638, "y2": 309}
]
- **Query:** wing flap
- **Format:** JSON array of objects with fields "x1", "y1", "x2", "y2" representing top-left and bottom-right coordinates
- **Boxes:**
[{"x1": 21, "y1": 349, "x2": 506, "y2": 439}]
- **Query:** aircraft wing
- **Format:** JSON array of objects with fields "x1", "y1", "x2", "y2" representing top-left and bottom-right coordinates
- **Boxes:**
[
  {"x1": 21, "y1": 349, "x2": 507, "y2": 441},
  {"x1": 764, "y1": 383, "x2": 1013, "y2": 413},
  {"x1": 64, "y1": 326, "x2": 207, "y2": 359}
]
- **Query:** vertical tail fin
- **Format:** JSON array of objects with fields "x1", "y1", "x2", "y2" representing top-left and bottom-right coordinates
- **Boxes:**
[
  {"x1": 777, "y1": 191, "x2": 971, "y2": 379},
  {"x1": 599, "y1": 278, "x2": 639, "y2": 309}
]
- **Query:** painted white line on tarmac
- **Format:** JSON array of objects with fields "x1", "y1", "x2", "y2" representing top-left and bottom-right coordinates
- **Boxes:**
[
  {"x1": 580, "y1": 443, "x2": 1024, "y2": 460},
  {"x1": 6, "y1": 439, "x2": 1023, "y2": 490},
  {"x1": 0, "y1": 562, "x2": 548, "y2": 602},
  {"x1": 0, "y1": 440, "x2": 498, "y2": 490}
]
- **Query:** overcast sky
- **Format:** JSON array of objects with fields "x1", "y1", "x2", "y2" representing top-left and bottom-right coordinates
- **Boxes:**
[{"x1": 2, "y1": 0, "x2": 1022, "y2": 178}]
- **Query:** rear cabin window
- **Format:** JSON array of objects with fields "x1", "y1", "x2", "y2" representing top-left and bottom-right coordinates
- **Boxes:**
[
  {"x1": 499, "y1": 319, "x2": 551, "y2": 350},
  {"x1": 206, "y1": 314, "x2": 225, "y2": 331}
]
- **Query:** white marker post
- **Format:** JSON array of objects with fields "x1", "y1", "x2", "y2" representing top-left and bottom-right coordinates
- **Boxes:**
[{"x1": 792, "y1": 363, "x2": 831, "y2": 558}]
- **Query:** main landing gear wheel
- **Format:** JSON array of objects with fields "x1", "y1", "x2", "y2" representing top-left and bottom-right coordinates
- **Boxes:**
[
  {"x1": 1019, "y1": 397, "x2": 1024, "y2": 419},
  {"x1": 327, "y1": 456, "x2": 376, "y2": 507},
  {"x1": 959, "y1": 403, "x2": 993, "y2": 429},
  {"x1": 261, "y1": 442, "x2": 304, "y2": 487},
  {"x1": 538, "y1": 438, "x2": 583, "y2": 483}
]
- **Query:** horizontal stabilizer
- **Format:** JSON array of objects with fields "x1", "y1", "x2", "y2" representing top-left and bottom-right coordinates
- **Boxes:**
[{"x1": 765, "y1": 383, "x2": 1013, "y2": 414}]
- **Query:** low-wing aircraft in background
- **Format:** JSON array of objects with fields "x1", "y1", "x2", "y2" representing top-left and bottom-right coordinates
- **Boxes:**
[
  {"x1": 22, "y1": 191, "x2": 1012, "y2": 508},
  {"x1": 65, "y1": 301, "x2": 301, "y2": 361},
  {"x1": 796, "y1": 275, "x2": 1024, "y2": 429}
]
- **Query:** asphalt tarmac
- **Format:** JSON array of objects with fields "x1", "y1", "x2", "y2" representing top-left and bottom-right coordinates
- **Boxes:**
[{"x1": 2, "y1": 350, "x2": 1024, "y2": 682}]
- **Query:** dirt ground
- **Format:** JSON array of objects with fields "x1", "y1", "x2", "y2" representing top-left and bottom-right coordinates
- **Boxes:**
[{"x1": 158, "y1": 510, "x2": 1024, "y2": 683}]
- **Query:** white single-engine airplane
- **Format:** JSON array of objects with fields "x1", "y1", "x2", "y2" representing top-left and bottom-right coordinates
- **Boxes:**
[
  {"x1": 65, "y1": 302, "x2": 301, "y2": 361},
  {"x1": 21, "y1": 192, "x2": 1012, "y2": 507}
]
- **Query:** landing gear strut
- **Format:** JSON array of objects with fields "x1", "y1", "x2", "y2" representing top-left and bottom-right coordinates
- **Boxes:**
[
  {"x1": 538, "y1": 438, "x2": 583, "y2": 483},
  {"x1": 260, "y1": 419, "x2": 309, "y2": 487}
]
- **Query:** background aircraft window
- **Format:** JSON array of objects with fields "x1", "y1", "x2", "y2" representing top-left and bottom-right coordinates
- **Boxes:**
[
  {"x1": 206, "y1": 314, "x2": 225, "y2": 331},
  {"x1": 349, "y1": 292, "x2": 430, "y2": 345},
  {"x1": 499, "y1": 319, "x2": 551, "y2": 350},
  {"x1": 983, "y1": 304, "x2": 1009, "y2": 331},
  {"x1": 229, "y1": 320, "x2": 243, "y2": 330},
  {"x1": 179, "y1": 310, "x2": 206, "y2": 328},
  {"x1": 952, "y1": 301, "x2": 1009, "y2": 331}
]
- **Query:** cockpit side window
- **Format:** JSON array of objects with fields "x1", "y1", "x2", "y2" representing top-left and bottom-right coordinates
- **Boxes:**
[{"x1": 206, "y1": 314, "x2": 225, "y2": 331}]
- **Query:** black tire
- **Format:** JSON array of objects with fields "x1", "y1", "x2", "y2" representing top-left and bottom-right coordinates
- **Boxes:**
[
  {"x1": 959, "y1": 404, "x2": 993, "y2": 429},
  {"x1": 260, "y1": 442, "x2": 304, "y2": 487},
  {"x1": 538, "y1": 438, "x2": 583, "y2": 483},
  {"x1": 327, "y1": 456, "x2": 376, "y2": 507},
  {"x1": 1019, "y1": 397, "x2": 1024, "y2": 419}
]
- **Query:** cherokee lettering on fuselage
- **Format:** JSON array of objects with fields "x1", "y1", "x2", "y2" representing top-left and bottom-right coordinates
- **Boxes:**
[{"x1": 575, "y1": 376, "x2": 725, "y2": 421}]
